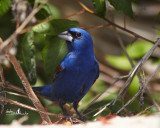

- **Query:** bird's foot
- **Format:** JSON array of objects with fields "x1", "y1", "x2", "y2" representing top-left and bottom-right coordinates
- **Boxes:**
[
  {"x1": 65, "y1": 115, "x2": 73, "y2": 124},
  {"x1": 75, "y1": 110, "x2": 87, "y2": 122}
]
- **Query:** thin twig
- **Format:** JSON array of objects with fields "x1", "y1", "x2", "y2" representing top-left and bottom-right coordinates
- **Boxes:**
[
  {"x1": 0, "y1": 97, "x2": 62, "y2": 117},
  {"x1": 0, "y1": 0, "x2": 52, "y2": 124},
  {"x1": 81, "y1": 79, "x2": 119, "y2": 113},
  {"x1": 21, "y1": 9, "x2": 86, "y2": 34},
  {"x1": 81, "y1": 24, "x2": 111, "y2": 30},
  {"x1": 0, "y1": 1, "x2": 48, "y2": 51},
  {"x1": 0, "y1": 82, "x2": 25, "y2": 94},
  {"x1": 0, "y1": 82, "x2": 53, "y2": 102},
  {"x1": 116, "y1": 64, "x2": 160, "y2": 114},
  {"x1": 73, "y1": 0, "x2": 155, "y2": 45},
  {"x1": 7, "y1": 53, "x2": 51, "y2": 124},
  {"x1": 72, "y1": 0, "x2": 94, "y2": 14},
  {"x1": 112, "y1": 23, "x2": 135, "y2": 107},
  {"x1": 112, "y1": 26, "x2": 134, "y2": 66},
  {"x1": 83, "y1": 101, "x2": 112, "y2": 117},
  {"x1": 112, "y1": 23, "x2": 158, "y2": 111},
  {"x1": 136, "y1": 105, "x2": 153, "y2": 116},
  {"x1": 145, "y1": 89, "x2": 160, "y2": 111},
  {"x1": 112, "y1": 38, "x2": 160, "y2": 105},
  {"x1": 4, "y1": 91, "x2": 28, "y2": 98},
  {"x1": 63, "y1": 9, "x2": 86, "y2": 19},
  {"x1": 0, "y1": 64, "x2": 7, "y2": 114},
  {"x1": 0, "y1": 65, "x2": 5, "y2": 85}
]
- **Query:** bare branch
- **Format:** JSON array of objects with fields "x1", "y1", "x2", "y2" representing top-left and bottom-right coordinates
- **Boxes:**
[
  {"x1": 73, "y1": 0, "x2": 156, "y2": 45},
  {"x1": 7, "y1": 53, "x2": 51, "y2": 124},
  {"x1": 112, "y1": 38, "x2": 160, "y2": 105},
  {"x1": 0, "y1": 0, "x2": 52, "y2": 124},
  {"x1": 81, "y1": 79, "x2": 119, "y2": 113},
  {"x1": 4, "y1": 91, "x2": 28, "y2": 98},
  {"x1": 0, "y1": 65, "x2": 5, "y2": 85},
  {"x1": 0, "y1": 1, "x2": 48, "y2": 52},
  {"x1": 0, "y1": 82, "x2": 25, "y2": 94},
  {"x1": 63, "y1": 9, "x2": 86, "y2": 19},
  {"x1": 81, "y1": 24, "x2": 111, "y2": 30},
  {"x1": 116, "y1": 64, "x2": 160, "y2": 114},
  {"x1": 0, "y1": 97, "x2": 61, "y2": 117}
]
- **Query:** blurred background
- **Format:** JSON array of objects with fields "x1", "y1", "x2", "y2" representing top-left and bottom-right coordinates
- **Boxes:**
[{"x1": 0, "y1": 0, "x2": 160, "y2": 124}]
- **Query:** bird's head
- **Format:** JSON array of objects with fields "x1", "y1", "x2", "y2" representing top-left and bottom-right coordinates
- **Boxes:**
[{"x1": 58, "y1": 28, "x2": 94, "y2": 53}]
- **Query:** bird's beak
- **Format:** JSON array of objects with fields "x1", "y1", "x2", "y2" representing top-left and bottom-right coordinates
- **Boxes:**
[{"x1": 58, "y1": 31, "x2": 73, "y2": 42}]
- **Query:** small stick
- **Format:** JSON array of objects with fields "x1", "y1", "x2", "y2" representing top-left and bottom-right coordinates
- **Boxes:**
[
  {"x1": 116, "y1": 64, "x2": 160, "y2": 114},
  {"x1": 112, "y1": 38, "x2": 160, "y2": 105},
  {"x1": 7, "y1": 53, "x2": 51, "y2": 124},
  {"x1": 0, "y1": 97, "x2": 61, "y2": 117},
  {"x1": 0, "y1": 65, "x2": 5, "y2": 85},
  {"x1": 4, "y1": 91, "x2": 28, "y2": 98},
  {"x1": 63, "y1": 9, "x2": 86, "y2": 19},
  {"x1": 73, "y1": 0, "x2": 156, "y2": 45},
  {"x1": 81, "y1": 79, "x2": 119, "y2": 113},
  {"x1": 0, "y1": 1, "x2": 48, "y2": 52}
]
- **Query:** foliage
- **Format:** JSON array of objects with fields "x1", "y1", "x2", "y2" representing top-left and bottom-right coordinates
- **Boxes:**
[
  {"x1": 92, "y1": 0, "x2": 133, "y2": 18},
  {"x1": 42, "y1": 37, "x2": 67, "y2": 80},
  {"x1": 92, "y1": 0, "x2": 106, "y2": 18},
  {"x1": 108, "y1": 0, "x2": 133, "y2": 18},
  {"x1": 106, "y1": 41, "x2": 153, "y2": 70},
  {"x1": 17, "y1": 31, "x2": 37, "y2": 85},
  {"x1": 32, "y1": 19, "x2": 79, "y2": 35},
  {"x1": 0, "y1": 0, "x2": 11, "y2": 17}
]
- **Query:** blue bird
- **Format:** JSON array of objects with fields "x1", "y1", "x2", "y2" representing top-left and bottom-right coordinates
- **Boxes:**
[{"x1": 33, "y1": 28, "x2": 99, "y2": 119}]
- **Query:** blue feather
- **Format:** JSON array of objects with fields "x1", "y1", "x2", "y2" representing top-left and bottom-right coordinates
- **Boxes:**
[{"x1": 33, "y1": 28, "x2": 99, "y2": 119}]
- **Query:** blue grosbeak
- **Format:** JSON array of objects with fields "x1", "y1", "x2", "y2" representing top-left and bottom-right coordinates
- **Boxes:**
[{"x1": 33, "y1": 28, "x2": 99, "y2": 119}]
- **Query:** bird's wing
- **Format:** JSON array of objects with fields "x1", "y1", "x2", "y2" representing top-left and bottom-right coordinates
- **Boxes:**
[
  {"x1": 92, "y1": 59, "x2": 99, "y2": 84},
  {"x1": 53, "y1": 64, "x2": 64, "y2": 81},
  {"x1": 76, "y1": 60, "x2": 99, "y2": 102}
]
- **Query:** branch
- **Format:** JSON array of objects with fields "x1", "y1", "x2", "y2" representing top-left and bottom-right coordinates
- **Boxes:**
[
  {"x1": 7, "y1": 53, "x2": 51, "y2": 124},
  {"x1": 0, "y1": 0, "x2": 52, "y2": 124},
  {"x1": 116, "y1": 64, "x2": 160, "y2": 113},
  {"x1": 73, "y1": 0, "x2": 156, "y2": 45},
  {"x1": 81, "y1": 79, "x2": 119, "y2": 113},
  {"x1": 0, "y1": 65, "x2": 5, "y2": 85},
  {"x1": 81, "y1": 23, "x2": 111, "y2": 30},
  {"x1": 63, "y1": 9, "x2": 86, "y2": 19},
  {"x1": 21, "y1": 9, "x2": 86, "y2": 34},
  {"x1": 112, "y1": 22, "x2": 159, "y2": 111},
  {"x1": 112, "y1": 38, "x2": 160, "y2": 105},
  {"x1": 0, "y1": 1, "x2": 47, "y2": 52},
  {"x1": 0, "y1": 97, "x2": 61, "y2": 117}
]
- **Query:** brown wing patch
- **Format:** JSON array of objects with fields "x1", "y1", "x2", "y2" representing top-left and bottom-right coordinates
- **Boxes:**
[{"x1": 56, "y1": 65, "x2": 63, "y2": 73}]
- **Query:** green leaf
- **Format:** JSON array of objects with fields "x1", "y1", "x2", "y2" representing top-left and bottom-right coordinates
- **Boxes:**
[
  {"x1": 42, "y1": 37, "x2": 68, "y2": 79},
  {"x1": 106, "y1": 55, "x2": 132, "y2": 70},
  {"x1": 49, "y1": 19, "x2": 79, "y2": 35},
  {"x1": 34, "y1": 33, "x2": 47, "y2": 51},
  {"x1": 0, "y1": 0, "x2": 11, "y2": 17},
  {"x1": 128, "y1": 76, "x2": 140, "y2": 96},
  {"x1": 17, "y1": 31, "x2": 37, "y2": 85},
  {"x1": 36, "y1": 3, "x2": 60, "y2": 20},
  {"x1": 32, "y1": 19, "x2": 79, "y2": 35},
  {"x1": 108, "y1": 0, "x2": 133, "y2": 18},
  {"x1": 125, "y1": 41, "x2": 153, "y2": 59},
  {"x1": 92, "y1": 0, "x2": 106, "y2": 18},
  {"x1": 32, "y1": 22, "x2": 51, "y2": 33}
]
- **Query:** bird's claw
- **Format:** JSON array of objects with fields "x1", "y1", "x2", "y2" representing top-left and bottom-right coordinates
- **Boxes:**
[{"x1": 65, "y1": 115, "x2": 73, "y2": 124}]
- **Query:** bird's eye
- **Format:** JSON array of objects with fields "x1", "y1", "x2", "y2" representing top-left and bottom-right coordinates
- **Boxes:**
[{"x1": 76, "y1": 33, "x2": 82, "y2": 38}]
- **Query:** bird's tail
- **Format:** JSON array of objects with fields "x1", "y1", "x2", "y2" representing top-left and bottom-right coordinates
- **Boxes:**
[{"x1": 32, "y1": 84, "x2": 53, "y2": 100}]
